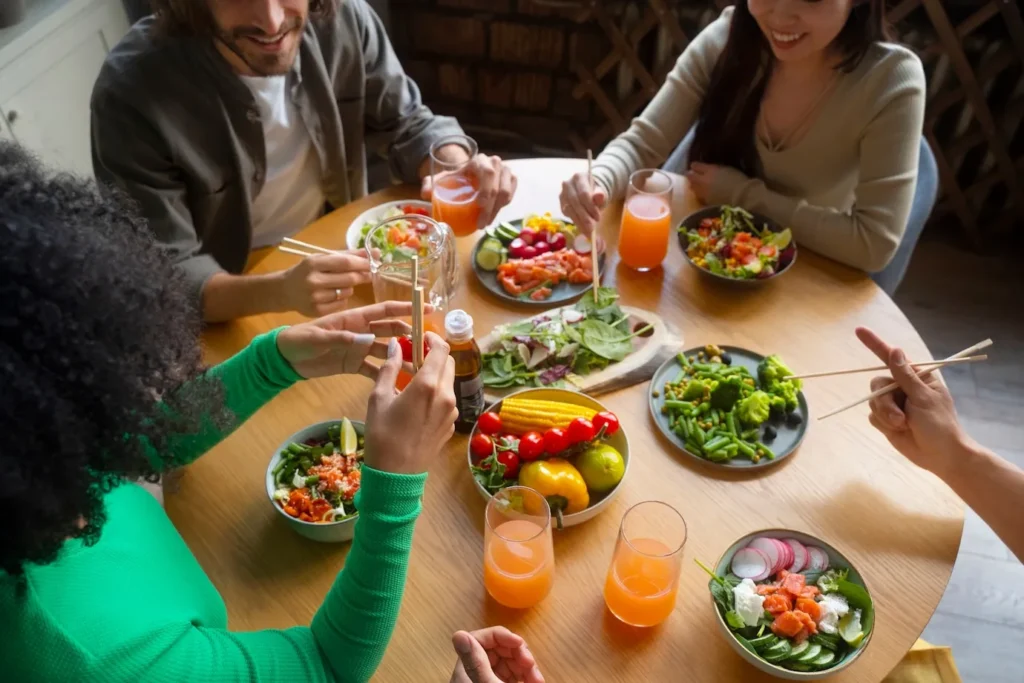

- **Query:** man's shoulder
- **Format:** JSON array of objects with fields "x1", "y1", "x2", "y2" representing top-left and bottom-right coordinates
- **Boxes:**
[
  {"x1": 306, "y1": 0, "x2": 376, "y2": 62},
  {"x1": 93, "y1": 17, "x2": 192, "y2": 105}
]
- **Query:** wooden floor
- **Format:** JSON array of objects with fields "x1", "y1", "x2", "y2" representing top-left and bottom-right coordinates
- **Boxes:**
[{"x1": 892, "y1": 237, "x2": 1024, "y2": 682}]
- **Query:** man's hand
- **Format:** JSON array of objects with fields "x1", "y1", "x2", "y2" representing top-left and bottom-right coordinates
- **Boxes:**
[
  {"x1": 449, "y1": 627, "x2": 544, "y2": 683},
  {"x1": 421, "y1": 146, "x2": 517, "y2": 230},
  {"x1": 279, "y1": 251, "x2": 372, "y2": 317}
]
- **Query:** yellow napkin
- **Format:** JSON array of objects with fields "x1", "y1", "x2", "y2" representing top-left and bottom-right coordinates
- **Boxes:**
[{"x1": 883, "y1": 640, "x2": 962, "y2": 683}]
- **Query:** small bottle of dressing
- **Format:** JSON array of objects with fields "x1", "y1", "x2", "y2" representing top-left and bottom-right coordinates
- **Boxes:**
[{"x1": 445, "y1": 309, "x2": 484, "y2": 433}]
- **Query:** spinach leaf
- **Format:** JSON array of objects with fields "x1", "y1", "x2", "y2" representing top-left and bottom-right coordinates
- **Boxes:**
[
  {"x1": 732, "y1": 633, "x2": 759, "y2": 656},
  {"x1": 578, "y1": 319, "x2": 634, "y2": 361},
  {"x1": 710, "y1": 580, "x2": 735, "y2": 613},
  {"x1": 575, "y1": 286, "x2": 618, "y2": 313},
  {"x1": 724, "y1": 610, "x2": 746, "y2": 630}
]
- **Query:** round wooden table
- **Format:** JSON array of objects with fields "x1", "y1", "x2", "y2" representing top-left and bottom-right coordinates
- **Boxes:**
[{"x1": 182, "y1": 159, "x2": 963, "y2": 682}]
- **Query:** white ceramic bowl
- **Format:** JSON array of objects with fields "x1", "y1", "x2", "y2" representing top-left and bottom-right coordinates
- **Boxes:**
[
  {"x1": 345, "y1": 199, "x2": 433, "y2": 250},
  {"x1": 711, "y1": 529, "x2": 873, "y2": 680},
  {"x1": 265, "y1": 420, "x2": 364, "y2": 543},
  {"x1": 466, "y1": 388, "x2": 630, "y2": 527}
]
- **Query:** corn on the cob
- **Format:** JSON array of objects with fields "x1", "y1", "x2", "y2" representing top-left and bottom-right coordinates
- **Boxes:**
[{"x1": 498, "y1": 398, "x2": 597, "y2": 434}]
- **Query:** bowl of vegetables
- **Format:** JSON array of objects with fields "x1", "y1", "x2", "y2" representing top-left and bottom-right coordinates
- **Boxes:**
[
  {"x1": 678, "y1": 205, "x2": 796, "y2": 283},
  {"x1": 266, "y1": 418, "x2": 365, "y2": 543},
  {"x1": 698, "y1": 529, "x2": 874, "y2": 679},
  {"x1": 467, "y1": 388, "x2": 630, "y2": 528},
  {"x1": 345, "y1": 200, "x2": 433, "y2": 251}
]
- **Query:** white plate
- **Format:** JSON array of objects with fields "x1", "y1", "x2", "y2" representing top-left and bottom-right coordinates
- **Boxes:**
[{"x1": 345, "y1": 199, "x2": 433, "y2": 251}]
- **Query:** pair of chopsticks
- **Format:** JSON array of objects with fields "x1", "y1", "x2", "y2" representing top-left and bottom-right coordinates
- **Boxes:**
[
  {"x1": 587, "y1": 149, "x2": 600, "y2": 302},
  {"x1": 411, "y1": 256, "x2": 425, "y2": 371},
  {"x1": 278, "y1": 236, "x2": 338, "y2": 258},
  {"x1": 817, "y1": 339, "x2": 993, "y2": 421}
]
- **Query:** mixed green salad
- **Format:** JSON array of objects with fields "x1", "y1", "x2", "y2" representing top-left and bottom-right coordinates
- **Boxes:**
[
  {"x1": 482, "y1": 287, "x2": 651, "y2": 389},
  {"x1": 357, "y1": 203, "x2": 432, "y2": 260},
  {"x1": 656, "y1": 347, "x2": 803, "y2": 463},
  {"x1": 683, "y1": 205, "x2": 796, "y2": 280}
]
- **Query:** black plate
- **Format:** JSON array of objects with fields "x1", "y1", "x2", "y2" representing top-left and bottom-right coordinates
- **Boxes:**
[
  {"x1": 648, "y1": 345, "x2": 808, "y2": 469},
  {"x1": 471, "y1": 218, "x2": 605, "y2": 306},
  {"x1": 677, "y1": 206, "x2": 797, "y2": 285}
]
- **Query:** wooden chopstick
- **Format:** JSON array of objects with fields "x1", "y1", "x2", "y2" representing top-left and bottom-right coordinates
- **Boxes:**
[
  {"x1": 789, "y1": 355, "x2": 987, "y2": 381},
  {"x1": 278, "y1": 245, "x2": 315, "y2": 258},
  {"x1": 587, "y1": 149, "x2": 600, "y2": 302},
  {"x1": 411, "y1": 256, "x2": 424, "y2": 371},
  {"x1": 282, "y1": 236, "x2": 338, "y2": 255},
  {"x1": 818, "y1": 339, "x2": 994, "y2": 421}
]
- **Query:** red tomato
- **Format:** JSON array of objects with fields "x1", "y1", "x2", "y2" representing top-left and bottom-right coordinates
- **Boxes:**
[
  {"x1": 567, "y1": 417, "x2": 597, "y2": 445},
  {"x1": 497, "y1": 450, "x2": 521, "y2": 479},
  {"x1": 477, "y1": 412, "x2": 503, "y2": 436},
  {"x1": 521, "y1": 245, "x2": 538, "y2": 259},
  {"x1": 519, "y1": 228, "x2": 538, "y2": 245},
  {"x1": 593, "y1": 411, "x2": 620, "y2": 437},
  {"x1": 398, "y1": 336, "x2": 414, "y2": 362},
  {"x1": 543, "y1": 427, "x2": 569, "y2": 455},
  {"x1": 518, "y1": 432, "x2": 545, "y2": 461},
  {"x1": 470, "y1": 433, "x2": 494, "y2": 459}
]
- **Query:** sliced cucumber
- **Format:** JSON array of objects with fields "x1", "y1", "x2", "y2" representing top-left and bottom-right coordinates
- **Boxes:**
[
  {"x1": 762, "y1": 640, "x2": 792, "y2": 663},
  {"x1": 748, "y1": 634, "x2": 777, "y2": 652},
  {"x1": 810, "y1": 632, "x2": 841, "y2": 651},
  {"x1": 495, "y1": 222, "x2": 521, "y2": 243},
  {"x1": 784, "y1": 641, "x2": 810, "y2": 662},
  {"x1": 811, "y1": 651, "x2": 836, "y2": 670},
  {"x1": 795, "y1": 643, "x2": 822, "y2": 664},
  {"x1": 783, "y1": 662, "x2": 814, "y2": 672},
  {"x1": 475, "y1": 239, "x2": 505, "y2": 272}
]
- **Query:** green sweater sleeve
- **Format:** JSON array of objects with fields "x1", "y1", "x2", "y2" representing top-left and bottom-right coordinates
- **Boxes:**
[{"x1": 164, "y1": 327, "x2": 302, "y2": 467}]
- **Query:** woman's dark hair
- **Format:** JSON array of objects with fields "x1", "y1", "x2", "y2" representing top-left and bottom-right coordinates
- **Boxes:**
[
  {"x1": 689, "y1": 1, "x2": 891, "y2": 176},
  {"x1": 151, "y1": 0, "x2": 339, "y2": 36},
  {"x1": 0, "y1": 143, "x2": 226, "y2": 577}
]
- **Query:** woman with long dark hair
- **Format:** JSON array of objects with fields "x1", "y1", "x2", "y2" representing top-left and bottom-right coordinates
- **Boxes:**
[
  {"x1": 0, "y1": 143, "x2": 543, "y2": 683},
  {"x1": 560, "y1": 0, "x2": 925, "y2": 274}
]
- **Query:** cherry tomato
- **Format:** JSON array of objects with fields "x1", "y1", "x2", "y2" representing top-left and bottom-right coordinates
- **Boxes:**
[
  {"x1": 402, "y1": 204, "x2": 430, "y2": 216},
  {"x1": 548, "y1": 232, "x2": 567, "y2": 251},
  {"x1": 521, "y1": 245, "x2": 538, "y2": 259},
  {"x1": 533, "y1": 240, "x2": 551, "y2": 255},
  {"x1": 398, "y1": 336, "x2": 414, "y2": 362},
  {"x1": 519, "y1": 228, "x2": 538, "y2": 245},
  {"x1": 477, "y1": 412, "x2": 503, "y2": 436},
  {"x1": 593, "y1": 411, "x2": 621, "y2": 437},
  {"x1": 470, "y1": 433, "x2": 494, "y2": 459},
  {"x1": 497, "y1": 450, "x2": 521, "y2": 479},
  {"x1": 567, "y1": 417, "x2": 597, "y2": 445},
  {"x1": 543, "y1": 427, "x2": 569, "y2": 455},
  {"x1": 518, "y1": 432, "x2": 545, "y2": 461}
]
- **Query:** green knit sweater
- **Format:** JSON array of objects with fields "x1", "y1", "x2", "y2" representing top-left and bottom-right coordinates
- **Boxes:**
[{"x1": 0, "y1": 329, "x2": 427, "y2": 683}]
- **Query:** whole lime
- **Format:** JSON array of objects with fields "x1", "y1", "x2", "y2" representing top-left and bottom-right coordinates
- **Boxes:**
[{"x1": 575, "y1": 443, "x2": 625, "y2": 493}]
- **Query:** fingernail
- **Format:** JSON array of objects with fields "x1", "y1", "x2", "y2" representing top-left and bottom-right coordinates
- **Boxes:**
[
  {"x1": 892, "y1": 349, "x2": 906, "y2": 366},
  {"x1": 353, "y1": 333, "x2": 375, "y2": 346},
  {"x1": 387, "y1": 338, "x2": 399, "y2": 358}
]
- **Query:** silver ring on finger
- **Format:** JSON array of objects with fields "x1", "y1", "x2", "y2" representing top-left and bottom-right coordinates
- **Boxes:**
[{"x1": 335, "y1": 288, "x2": 342, "y2": 301}]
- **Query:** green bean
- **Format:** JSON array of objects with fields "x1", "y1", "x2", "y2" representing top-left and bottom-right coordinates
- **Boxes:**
[
  {"x1": 305, "y1": 475, "x2": 320, "y2": 486},
  {"x1": 710, "y1": 409, "x2": 721, "y2": 426},
  {"x1": 707, "y1": 448, "x2": 732, "y2": 462},
  {"x1": 740, "y1": 428, "x2": 759, "y2": 441},
  {"x1": 757, "y1": 442, "x2": 777, "y2": 460},
  {"x1": 726, "y1": 413, "x2": 737, "y2": 436},
  {"x1": 677, "y1": 416, "x2": 690, "y2": 441},
  {"x1": 298, "y1": 456, "x2": 313, "y2": 472},
  {"x1": 664, "y1": 400, "x2": 693, "y2": 412},
  {"x1": 703, "y1": 435, "x2": 731, "y2": 453},
  {"x1": 286, "y1": 443, "x2": 308, "y2": 455},
  {"x1": 723, "y1": 443, "x2": 739, "y2": 456},
  {"x1": 677, "y1": 352, "x2": 691, "y2": 368},
  {"x1": 281, "y1": 462, "x2": 297, "y2": 482},
  {"x1": 734, "y1": 440, "x2": 757, "y2": 459},
  {"x1": 272, "y1": 458, "x2": 288, "y2": 476},
  {"x1": 697, "y1": 402, "x2": 711, "y2": 415},
  {"x1": 693, "y1": 424, "x2": 706, "y2": 447}
]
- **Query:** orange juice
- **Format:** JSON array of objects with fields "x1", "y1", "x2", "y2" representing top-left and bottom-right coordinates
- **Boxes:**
[
  {"x1": 618, "y1": 193, "x2": 672, "y2": 271},
  {"x1": 604, "y1": 537, "x2": 679, "y2": 627},
  {"x1": 484, "y1": 519, "x2": 554, "y2": 609},
  {"x1": 432, "y1": 173, "x2": 481, "y2": 237}
]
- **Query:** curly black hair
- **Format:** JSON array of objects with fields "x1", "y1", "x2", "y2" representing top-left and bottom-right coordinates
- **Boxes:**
[{"x1": 0, "y1": 143, "x2": 224, "y2": 577}]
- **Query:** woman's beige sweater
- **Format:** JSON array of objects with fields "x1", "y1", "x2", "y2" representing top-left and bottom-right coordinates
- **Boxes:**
[{"x1": 591, "y1": 7, "x2": 927, "y2": 273}]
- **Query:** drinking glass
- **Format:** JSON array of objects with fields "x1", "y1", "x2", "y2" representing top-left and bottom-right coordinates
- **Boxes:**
[
  {"x1": 484, "y1": 486, "x2": 555, "y2": 609},
  {"x1": 618, "y1": 169, "x2": 673, "y2": 271},
  {"x1": 430, "y1": 134, "x2": 482, "y2": 238},
  {"x1": 603, "y1": 501, "x2": 687, "y2": 627}
]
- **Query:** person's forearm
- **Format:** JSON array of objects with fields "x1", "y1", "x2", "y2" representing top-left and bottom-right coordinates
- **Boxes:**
[
  {"x1": 201, "y1": 271, "x2": 288, "y2": 322},
  {"x1": 941, "y1": 438, "x2": 1024, "y2": 563}
]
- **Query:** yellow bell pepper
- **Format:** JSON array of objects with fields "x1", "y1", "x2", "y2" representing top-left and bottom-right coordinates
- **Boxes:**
[{"x1": 518, "y1": 458, "x2": 589, "y2": 529}]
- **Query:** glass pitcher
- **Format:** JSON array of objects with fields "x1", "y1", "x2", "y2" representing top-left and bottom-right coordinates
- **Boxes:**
[{"x1": 364, "y1": 214, "x2": 458, "y2": 325}]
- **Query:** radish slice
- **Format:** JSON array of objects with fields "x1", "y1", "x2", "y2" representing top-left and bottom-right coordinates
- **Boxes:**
[
  {"x1": 749, "y1": 538, "x2": 782, "y2": 575},
  {"x1": 783, "y1": 538, "x2": 809, "y2": 573},
  {"x1": 573, "y1": 234, "x2": 592, "y2": 254},
  {"x1": 772, "y1": 538, "x2": 792, "y2": 573},
  {"x1": 806, "y1": 546, "x2": 830, "y2": 572},
  {"x1": 731, "y1": 548, "x2": 772, "y2": 581}
]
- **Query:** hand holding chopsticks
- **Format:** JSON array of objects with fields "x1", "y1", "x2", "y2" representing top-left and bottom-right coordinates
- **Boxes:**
[
  {"x1": 272, "y1": 236, "x2": 373, "y2": 316},
  {"x1": 587, "y1": 150, "x2": 601, "y2": 302},
  {"x1": 411, "y1": 256, "x2": 424, "y2": 371}
]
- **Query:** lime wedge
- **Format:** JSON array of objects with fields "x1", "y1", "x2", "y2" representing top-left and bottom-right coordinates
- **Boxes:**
[
  {"x1": 770, "y1": 227, "x2": 792, "y2": 250},
  {"x1": 340, "y1": 418, "x2": 359, "y2": 456},
  {"x1": 838, "y1": 609, "x2": 864, "y2": 647}
]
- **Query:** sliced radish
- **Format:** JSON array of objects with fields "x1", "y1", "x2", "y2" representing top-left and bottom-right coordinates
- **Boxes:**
[
  {"x1": 731, "y1": 548, "x2": 772, "y2": 581},
  {"x1": 748, "y1": 538, "x2": 782, "y2": 575},
  {"x1": 573, "y1": 234, "x2": 592, "y2": 254},
  {"x1": 772, "y1": 538, "x2": 792, "y2": 573},
  {"x1": 806, "y1": 546, "x2": 830, "y2": 572},
  {"x1": 783, "y1": 538, "x2": 809, "y2": 573}
]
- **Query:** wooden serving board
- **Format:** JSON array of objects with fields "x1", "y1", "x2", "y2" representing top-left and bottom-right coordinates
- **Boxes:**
[{"x1": 479, "y1": 304, "x2": 682, "y2": 403}]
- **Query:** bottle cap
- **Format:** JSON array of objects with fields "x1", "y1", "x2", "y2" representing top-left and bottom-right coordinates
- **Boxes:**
[{"x1": 444, "y1": 309, "x2": 474, "y2": 342}]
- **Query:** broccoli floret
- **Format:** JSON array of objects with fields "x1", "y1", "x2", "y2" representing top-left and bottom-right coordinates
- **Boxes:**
[
  {"x1": 768, "y1": 394, "x2": 786, "y2": 418},
  {"x1": 682, "y1": 379, "x2": 710, "y2": 402},
  {"x1": 767, "y1": 379, "x2": 801, "y2": 412},
  {"x1": 710, "y1": 375, "x2": 743, "y2": 411},
  {"x1": 736, "y1": 390, "x2": 771, "y2": 426},
  {"x1": 758, "y1": 355, "x2": 802, "y2": 412},
  {"x1": 758, "y1": 354, "x2": 798, "y2": 386}
]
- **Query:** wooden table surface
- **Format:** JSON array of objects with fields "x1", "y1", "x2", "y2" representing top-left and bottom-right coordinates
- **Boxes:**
[{"x1": 178, "y1": 158, "x2": 964, "y2": 682}]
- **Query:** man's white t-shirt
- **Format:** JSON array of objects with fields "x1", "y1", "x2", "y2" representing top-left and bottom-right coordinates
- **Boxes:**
[{"x1": 239, "y1": 72, "x2": 326, "y2": 248}]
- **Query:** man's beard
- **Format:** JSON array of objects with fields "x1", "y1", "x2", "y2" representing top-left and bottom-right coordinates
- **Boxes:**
[{"x1": 215, "y1": 17, "x2": 304, "y2": 77}]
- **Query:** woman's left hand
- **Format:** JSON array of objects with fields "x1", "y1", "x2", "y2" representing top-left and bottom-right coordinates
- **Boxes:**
[
  {"x1": 449, "y1": 627, "x2": 544, "y2": 683},
  {"x1": 687, "y1": 162, "x2": 747, "y2": 204},
  {"x1": 276, "y1": 301, "x2": 417, "y2": 380}
]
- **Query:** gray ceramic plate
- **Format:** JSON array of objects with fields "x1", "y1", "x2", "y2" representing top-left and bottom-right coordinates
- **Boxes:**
[
  {"x1": 648, "y1": 345, "x2": 808, "y2": 469},
  {"x1": 470, "y1": 218, "x2": 605, "y2": 306},
  {"x1": 677, "y1": 206, "x2": 797, "y2": 285}
]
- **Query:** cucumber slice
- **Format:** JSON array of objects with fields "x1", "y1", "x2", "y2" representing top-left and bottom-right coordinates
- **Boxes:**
[
  {"x1": 795, "y1": 643, "x2": 822, "y2": 664},
  {"x1": 784, "y1": 662, "x2": 814, "y2": 672},
  {"x1": 475, "y1": 240, "x2": 505, "y2": 272},
  {"x1": 784, "y1": 641, "x2": 810, "y2": 661},
  {"x1": 495, "y1": 222, "x2": 521, "y2": 242},
  {"x1": 748, "y1": 634, "x2": 777, "y2": 652},
  {"x1": 811, "y1": 651, "x2": 836, "y2": 670},
  {"x1": 762, "y1": 640, "x2": 791, "y2": 662},
  {"x1": 810, "y1": 632, "x2": 841, "y2": 651}
]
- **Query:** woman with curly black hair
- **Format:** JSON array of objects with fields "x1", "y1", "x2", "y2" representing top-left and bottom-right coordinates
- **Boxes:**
[{"x1": 0, "y1": 142, "x2": 470, "y2": 683}]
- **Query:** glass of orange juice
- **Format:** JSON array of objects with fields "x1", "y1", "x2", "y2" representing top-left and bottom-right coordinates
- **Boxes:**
[
  {"x1": 430, "y1": 134, "x2": 482, "y2": 238},
  {"x1": 604, "y1": 501, "x2": 687, "y2": 627},
  {"x1": 484, "y1": 486, "x2": 555, "y2": 609},
  {"x1": 618, "y1": 169, "x2": 673, "y2": 271}
]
